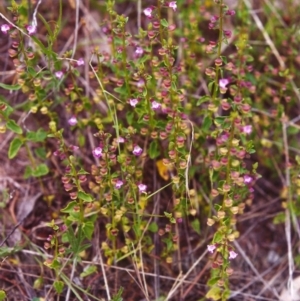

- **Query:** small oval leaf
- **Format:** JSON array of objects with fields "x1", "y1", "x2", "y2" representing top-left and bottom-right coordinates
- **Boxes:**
[
  {"x1": 0, "y1": 83, "x2": 21, "y2": 91},
  {"x1": 78, "y1": 191, "x2": 93, "y2": 203},
  {"x1": 8, "y1": 138, "x2": 23, "y2": 159},
  {"x1": 7, "y1": 120, "x2": 22, "y2": 134}
]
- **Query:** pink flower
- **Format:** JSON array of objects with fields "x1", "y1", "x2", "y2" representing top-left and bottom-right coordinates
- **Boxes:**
[
  {"x1": 229, "y1": 250, "x2": 238, "y2": 259},
  {"x1": 151, "y1": 101, "x2": 161, "y2": 110},
  {"x1": 243, "y1": 125, "x2": 252, "y2": 134},
  {"x1": 219, "y1": 78, "x2": 229, "y2": 89},
  {"x1": 116, "y1": 136, "x2": 125, "y2": 143},
  {"x1": 129, "y1": 98, "x2": 139, "y2": 107},
  {"x1": 115, "y1": 180, "x2": 124, "y2": 189},
  {"x1": 137, "y1": 79, "x2": 145, "y2": 87},
  {"x1": 244, "y1": 175, "x2": 253, "y2": 184},
  {"x1": 138, "y1": 183, "x2": 147, "y2": 193},
  {"x1": 68, "y1": 116, "x2": 78, "y2": 126},
  {"x1": 1, "y1": 24, "x2": 10, "y2": 34},
  {"x1": 69, "y1": 145, "x2": 79, "y2": 151},
  {"x1": 226, "y1": 9, "x2": 236, "y2": 16},
  {"x1": 26, "y1": 24, "x2": 36, "y2": 35},
  {"x1": 223, "y1": 30, "x2": 232, "y2": 39},
  {"x1": 55, "y1": 71, "x2": 64, "y2": 79},
  {"x1": 207, "y1": 244, "x2": 216, "y2": 253},
  {"x1": 144, "y1": 7, "x2": 153, "y2": 18},
  {"x1": 210, "y1": 15, "x2": 219, "y2": 23},
  {"x1": 132, "y1": 145, "x2": 143, "y2": 156},
  {"x1": 92, "y1": 147, "x2": 102, "y2": 158},
  {"x1": 135, "y1": 47, "x2": 144, "y2": 56},
  {"x1": 168, "y1": 1, "x2": 177, "y2": 11},
  {"x1": 77, "y1": 58, "x2": 84, "y2": 66}
]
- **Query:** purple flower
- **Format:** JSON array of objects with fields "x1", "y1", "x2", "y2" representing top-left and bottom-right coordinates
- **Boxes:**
[
  {"x1": 244, "y1": 175, "x2": 253, "y2": 184},
  {"x1": 207, "y1": 244, "x2": 216, "y2": 253},
  {"x1": 151, "y1": 100, "x2": 161, "y2": 110},
  {"x1": 92, "y1": 147, "x2": 102, "y2": 158},
  {"x1": 144, "y1": 7, "x2": 153, "y2": 18},
  {"x1": 137, "y1": 79, "x2": 145, "y2": 87},
  {"x1": 138, "y1": 183, "x2": 147, "y2": 193},
  {"x1": 26, "y1": 24, "x2": 36, "y2": 35},
  {"x1": 68, "y1": 116, "x2": 78, "y2": 126},
  {"x1": 210, "y1": 15, "x2": 219, "y2": 23},
  {"x1": 226, "y1": 9, "x2": 236, "y2": 16},
  {"x1": 115, "y1": 180, "x2": 124, "y2": 189},
  {"x1": 229, "y1": 250, "x2": 238, "y2": 259},
  {"x1": 77, "y1": 58, "x2": 84, "y2": 66},
  {"x1": 129, "y1": 98, "x2": 139, "y2": 107},
  {"x1": 55, "y1": 71, "x2": 64, "y2": 79},
  {"x1": 223, "y1": 30, "x2": 232, "y2": 39},
  {"x1": 60, "y1": 224, "x2": 67, "y2": 232},
  {"x1": 243, "y1": 125, "x2": 252, "y2": 134},
  {"x1": 132, "y1": 145, "x2": 143, "y2": 156},
  {"x1": 116, "y1": 136, "x2": 125, "y2": 143},
  {"x1": 219, "y1": 78, "x2": 229, "y2": 89},
  {"x1": 69, "y1": 145, "x2": 79, "y2": 151},
  {"x1": 1, "y1": 24, "x2": 10, "y2": 34},
  {"x1": 168, "y1": 1, "x2": 177, "y2": 11},
  {"x1": 135, "y1": 47, "x2": 144, "y2": 56}
]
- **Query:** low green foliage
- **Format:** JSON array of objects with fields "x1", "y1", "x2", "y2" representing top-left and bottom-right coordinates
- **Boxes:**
[{"x1": 0, "y1": 0, "x2": 300, "y2": 300}]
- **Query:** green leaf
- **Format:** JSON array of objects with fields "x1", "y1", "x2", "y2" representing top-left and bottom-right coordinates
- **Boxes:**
[
  {"x1": 162, "y1": 237, "x2": 173, "y2": 251},
  {"x1": 149, "y1": 140, "x2": 160, "y2": 159},
  {"x1": 202, "y1": 115, "x2": 212, "y2": 132},
  {"x1": 207, "y1": 276, "x2": 221, "y2": 286},
  {"x1": 24, "y1": 166, "x2": 33, "y2": 179},
  {"x1": 54, "y1": 280, "x2": 64, "y2": 294},
  {"x1": 208, "y1": 81, "x2": 215, "y2": 94},
  {"x1": 38, "y1": 13, "x2": 53, "y2": 37},
  {"x1": 0, "y1": 290, "x2": 6, "y2": 301},
  {"x1": 148, "y1": 222, "x2": 158, "y2": 233},
  {"x1": 0, "y1": 245, "x2": 23, "y2": 257},
  {"x1": 213, "y1": 231, "x2": 223, "y2": 243},
  {"x1": 160, "y1": 19, "x2": 169, "y2": 27},
  {"x1": 214, "y1": 116, "x2": 226, "y2": 126},
  {"x1": 82, "y1": 221, "x2": 94, "y2": 239},
  {"x1": 126, "y1": 111, "x2": 134, "y2": 125},
  {"x1": 35, "y1": 147, "x2": 47, "y2": 159},
  {"x1": 78, "y1": 191, "x2": 93, "y2": 203},
  {"x1": 6, "y1": 120, "x2": 22, "y2": 134},
  {"x1": 114, "y1": 85, "x2": 128, "y2": 96},
  {"x1": 33, "y1": 277, "x2": 43, "y2": 290},
  {"x1": 288, "y1": 126, "x2": 299, "y2": 135},
  {"x1": 32, "y1": 164, "x2": 49, "y2": 177},
  {"x1": 206, "y1": 286, "x2": 222, "y2": 300},
  {"x1": 27, "y1": 66, "x2": 37, "y2": 77},
  {"x1": 164, "y1": 211, "x2": 172, "y2": 218},
  {"x1": 191, "y1": 219, "x2": 200, "y2": 234},
  {"x1": 111, "y1": 287, "x2": 124, "y2": 301},
  {"x1": 273, "y1": 212, "x2": 285, "y2": 224},
  {"x1": 61, "y1": 201, "x2": 77, "y2": 213},
  {"x1": 196, "y1": 95, "x2": 210, "y2": 106},
  {"x1": 80, "y1": 265, "x2": 97, "y2": 278},
  {"x1": 26, "y1": 129, "x2": 48, "y2": 142},
  {"x1": 0, "y1": 101, "x2": 13, "y2": 117},
  {"x1": 0, "y1": 83, "x2": 21, "y2": 91},
  {"x1": 8, "y1": 138, "x2": 23, "y2": 159}
]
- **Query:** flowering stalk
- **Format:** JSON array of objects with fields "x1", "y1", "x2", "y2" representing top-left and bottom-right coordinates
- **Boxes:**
[{"x1": 204, "y1": 1, "x2": 256, "y2": 300}]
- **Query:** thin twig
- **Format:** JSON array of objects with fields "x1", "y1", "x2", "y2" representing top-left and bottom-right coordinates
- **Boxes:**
[
  {"x1": 71, "y1": 0, "x2": 80, "y2": 59},
  {"x1": 282, "y1": 117, "x2": 295, "y2": 299},
  {"x1": 166, "y1": 250, "x2": 208, "y2": 300},
  {"x1": 233, "y1": 241, "x2": 280, "y2": 299}
]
